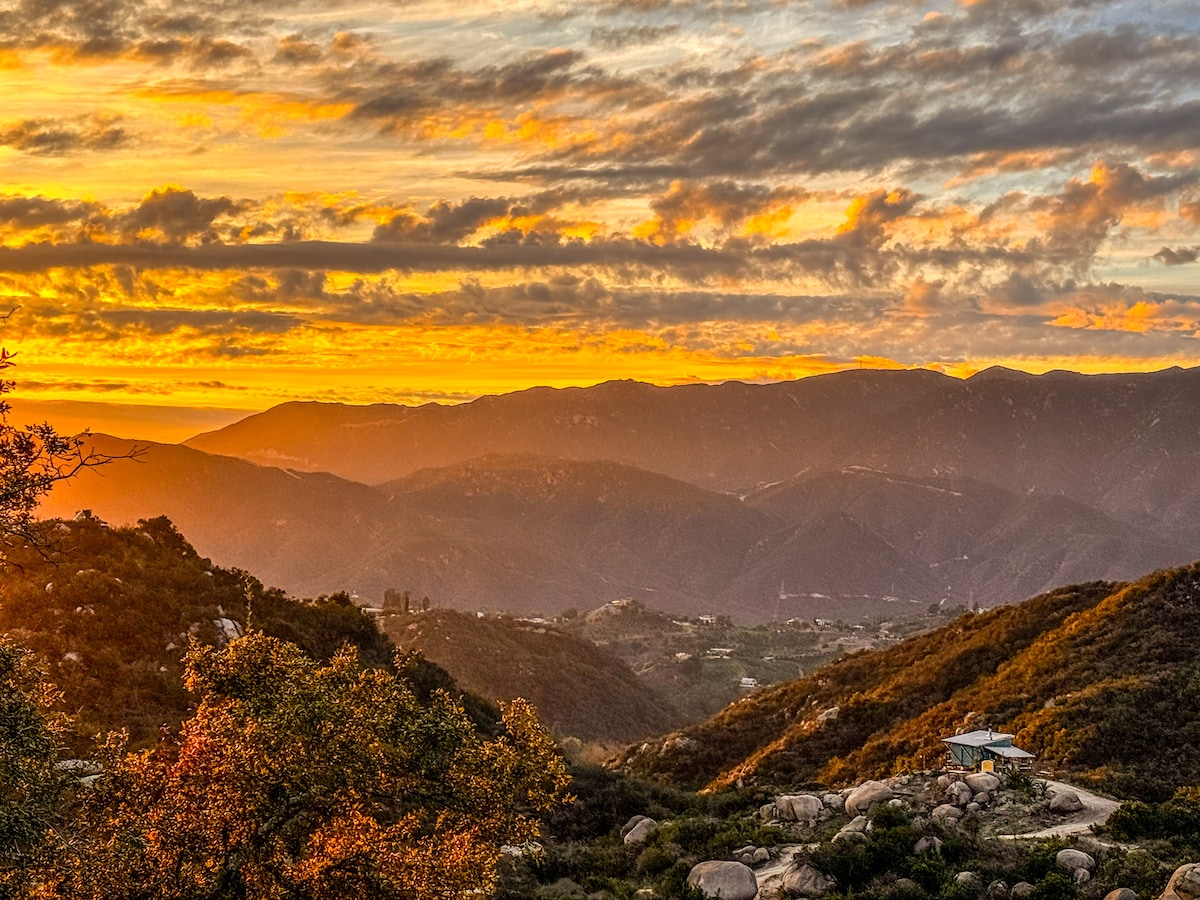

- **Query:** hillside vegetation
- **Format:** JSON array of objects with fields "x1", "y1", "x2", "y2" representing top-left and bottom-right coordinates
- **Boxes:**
[
  {"x1": 380, "y1": 609, "x2": 683, "y2": 744},
  {"x1": 618, "y1": 562, "x2": 1200, "y2": 801},
  {"x1": 0, "y1": 516, "x2": 497, "y2": 749}
]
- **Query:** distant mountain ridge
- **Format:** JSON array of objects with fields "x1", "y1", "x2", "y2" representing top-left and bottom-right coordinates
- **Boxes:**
[
  {"x1": 185, "y1": 367, "x2": 1200, "y2": 528},
  {"x1": 36, "y1": 367, "x2": 1200, "y2": 620}
]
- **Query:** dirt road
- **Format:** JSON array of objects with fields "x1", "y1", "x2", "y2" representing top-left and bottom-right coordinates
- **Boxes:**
[{"x1": 1011, "y1": 779, "x2": 1122, "y2": 839}]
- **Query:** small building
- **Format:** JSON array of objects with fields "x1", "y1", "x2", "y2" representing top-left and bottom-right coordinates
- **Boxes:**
[
  {"x1": 943, "y1": 729, "x2": 1035, "y2": 771},
  {"x1": 739, "y1": 677, "x2": 759, "y2": 690}
]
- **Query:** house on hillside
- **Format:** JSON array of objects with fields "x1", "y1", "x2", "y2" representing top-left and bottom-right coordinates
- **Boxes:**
[{"x1": 943, "y1": 729, "x2": 1035, "y2": 772}]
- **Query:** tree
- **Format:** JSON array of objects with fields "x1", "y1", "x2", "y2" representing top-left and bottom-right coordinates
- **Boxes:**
[
  {"x1": 0, "y1": 642, "x2": 70, "y2": 900},
  {"x1": 51, "y1": 632, "x2": 570, "y2": 899},
  {"x1": 0, "y1": 333, "x2": 123, "y2": 557}
]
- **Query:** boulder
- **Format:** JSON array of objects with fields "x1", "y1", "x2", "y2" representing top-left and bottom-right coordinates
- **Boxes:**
[
  {"x1": 777, "y1": 794, "x2": 825, "y2": 825},
  {"x1": 1048, "y1": 790, "x2": 1085, "y2": 814},
  {"x1": 974, "y1": 791, "x2": 991, "y2": 804},
  {"x1": 846, "y1": 780, "x2": 894, "y2": 816},
  {"x1": 1056, "y1": 849, "x2": 1096, "y2": 874},
  {"x1": 1104, "y1": 890, "x2": 1138, "y2": 900},
  {"x1": 753, "y1": 848, "x2": 770, "y2": 865},
  {"x1": 932, "y1": 803, "x2": 962, "y2": 823},
  {"x1": 760, "y1": 802, "x2": 776, "y2": 821},
  {"x1": 1161, "y1": 863, "x2": 1200, "y2": 900},
  {"x1": 987, "y1": 881, "x2": 1009, "y2": 900},
  {"x1": 687, "y1": 861, "x2": 759, "y2": 900},
  {"x1": 842, "y1": 815, "x2": 869, "y2": 833},
  {"x1": 624, "y1": 818, "x2": 657, "y2": 845},
  {"x1": 948, "y1": 781, "x2": 973, "y2": 806},
  {"x1": 832, "y1": 829, "x2": 868, "y2": 843},
  {"x1": 955, "y1": 872, "x2": 982, "y2": 889},
  {"x1": 621, "y1": 815, "x2": 648, "y2": 838},
  {"x1": 965, "y1": 772, "x2": 1001, "y2": 793},
  {"x1": 783, "y1": 863, "x2": 836, "y2": 897},
  {"x1": 914, "y1": 836, "x2": 943, "y2": 855},
  {"x1": 893, "y1": 879, "x2": 919, "y2": 894},
  {"x1": 966, "y1": 802, "x2": 982, "y2": 814},
  {"x1": 888, "y1": 798, "x2": 904, "y2": 807},
  {"x1": 823, "y1": 793, "x2": 846, "y2": 813},
  {"x1": 1075, "y1": 870, "x2": 1091, "y2": 886},
  {"x1": 1011, "y1": 884, "x2": 1035, "y2": 900}
]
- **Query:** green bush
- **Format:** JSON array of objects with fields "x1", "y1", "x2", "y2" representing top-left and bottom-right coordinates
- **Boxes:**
[{"x1": 1030, "y1": 873, "x2": 1076, "y2": 900}]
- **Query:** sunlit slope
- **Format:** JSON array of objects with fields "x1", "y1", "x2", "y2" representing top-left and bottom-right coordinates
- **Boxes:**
[{"x1": 618, "y1": 562, "x2": 1200, "y2": 801}]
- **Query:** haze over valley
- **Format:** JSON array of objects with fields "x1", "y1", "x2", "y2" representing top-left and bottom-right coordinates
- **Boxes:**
[{"x1": 40, "y1": 367, "x2": 1200, "y2": 622}]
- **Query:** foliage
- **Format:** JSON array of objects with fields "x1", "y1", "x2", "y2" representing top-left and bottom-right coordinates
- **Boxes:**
[
  {"x1": 0, "y1": 516, "x2": 500, "y2": 749},
  {"x1": 45, "y1": 632, "x2": 569, "y2": 900},
  {"x1": 0, "y1": 643, "x2": 69, "y2": 899}
]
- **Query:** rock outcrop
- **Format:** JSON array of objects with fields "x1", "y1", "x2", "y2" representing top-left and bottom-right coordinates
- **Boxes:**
[
  {"x1": 777, "y1": 794, "x2": 824, "y2": 825},
  {"x1": 624, "y1": 818, "x2": 658, "y2": 845},
  {"x1": 845, "y1": 780, "x2": 894, "y2": 816},
  {"x1": 1048, "y1": 790, "x2": 1085, "y2": 813},
  {"x1": 687, "y1": 861, "x2": 759, "y2": 900},
  {"x1": 1160, "y1": 863, "x2": 1200, "y2": 900},
  {"x1": 783, "y1": 863, "x2": 835, "y2": 897}
]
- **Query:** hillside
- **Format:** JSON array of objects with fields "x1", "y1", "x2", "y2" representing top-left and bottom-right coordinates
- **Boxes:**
[
  {"x1": 37, "y1": 434, "x2": 392, "y2": 596},
  {"x1": 616, "y1": 561, "x2": 1200, "y2": 801},
  {"x1": 0, "y1": 516, "x2": 497, "y2": 749},
  {"x1": 39, "y1": 439, "x2": 1199, "y2": 620},
  {"x1": 379, "y1": 609, "x2": 681, "y2": 744}
]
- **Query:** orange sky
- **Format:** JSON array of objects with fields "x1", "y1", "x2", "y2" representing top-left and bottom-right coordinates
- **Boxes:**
[{"x1": 2, "y1": 0, "x2": 1199, "y2": 439}]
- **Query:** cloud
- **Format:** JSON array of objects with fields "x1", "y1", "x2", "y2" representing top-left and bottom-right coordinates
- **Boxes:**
[
  {"x1": 1154, "y1": 245, "x2": 1200, "y2": 266},
  {"x1": 372, "y1": 197, "x2": 512, "y2": 244},
  {"x1": 115, "y1": 185, "x2": 246, "y2": 244},
  {"x1": 0, "y1": 195, "x2": 98, "y2": 228},
  {"x1": 0, "y1": 116, "x2": 129, "y2": 155}
]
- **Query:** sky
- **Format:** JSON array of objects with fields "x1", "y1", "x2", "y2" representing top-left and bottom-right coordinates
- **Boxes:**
[{"x1": 2, "y1": 0, "x2": 1200, "y2": 440}]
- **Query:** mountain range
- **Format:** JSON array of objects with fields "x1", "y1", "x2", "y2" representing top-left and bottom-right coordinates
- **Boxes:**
[{"x1": 38, "y1": 367, "x2": 1200, "y2": 620}]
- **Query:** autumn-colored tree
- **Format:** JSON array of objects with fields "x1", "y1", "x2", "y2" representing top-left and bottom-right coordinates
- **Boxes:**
[{"x1": 47, "y1": 632, "x2": 569, "y2": 900}]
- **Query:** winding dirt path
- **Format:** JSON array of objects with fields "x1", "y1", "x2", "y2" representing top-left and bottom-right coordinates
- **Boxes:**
[{"x1": 1010, "y1": 779, "x2": 1122, "y2": 839}]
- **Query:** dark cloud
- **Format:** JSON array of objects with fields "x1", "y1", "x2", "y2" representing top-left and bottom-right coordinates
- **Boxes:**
[
  {"x1": 0, "y1": 195, "x2": 98, "y2": 227},
  {"x1": 372, "y1": 197, "x2": 512, "y2": 244},
  {"x1": 115, "y1": 186, "x2": 245, "y2": 244},
  {"x1": 1154, "y1": 246, "x2": 1200, "y2": 266},
  {"x1": 0, "y1": 116, "x2": 128, "y2": 155}
]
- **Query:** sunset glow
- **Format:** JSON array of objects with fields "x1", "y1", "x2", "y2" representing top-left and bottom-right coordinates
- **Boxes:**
[{"x1": 2, "y1": 0, "x2": 1199, "y2": 435}]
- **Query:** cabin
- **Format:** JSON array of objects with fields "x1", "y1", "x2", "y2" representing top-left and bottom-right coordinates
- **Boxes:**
[
  {"x1": 943, "y1": 729, "x2": 1035, "y2": 772},
  {"x1": 739, "y1": 677, "x2": 759, "y2": 690}
]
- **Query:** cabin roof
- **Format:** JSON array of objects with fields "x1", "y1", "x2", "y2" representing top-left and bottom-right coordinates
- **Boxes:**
[{"x1": 943, "y1": 729, "x2": 1015, "y2": 747}]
